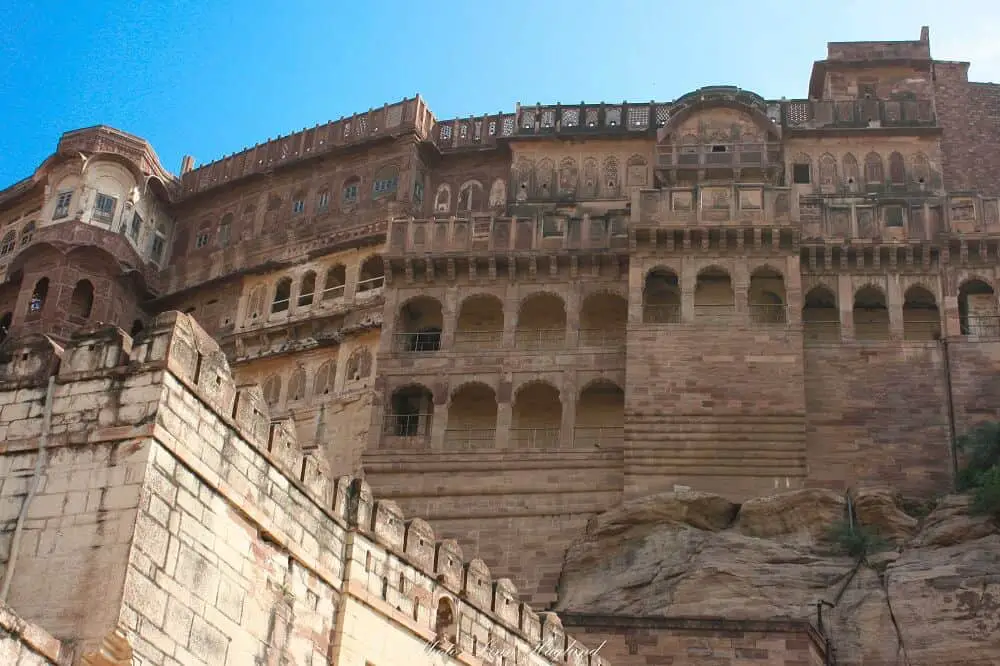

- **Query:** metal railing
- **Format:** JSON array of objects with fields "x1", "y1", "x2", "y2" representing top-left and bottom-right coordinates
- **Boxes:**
[
  {"x1": 452, "y1": 330, "x2": 504, "y2": 351},
  {"x1": 748, "y1": 304, "x2": 788, "y2": 325},
  {"x1": 694, "y1": 305, "x2": 737, "y2": 321},
  {"x1": 382, "y1": 413, "x2": 432, "y2": 437},
  {"x1": 509, "y1": 428, "x2": 561, "y2": 449},
  {"x1": 356, "y1": 275, "x2": 384, "y2": 293},
  {"x1": 577, "y1": 328, "x2": 626, "y2": 347},
  {"x1": 573, "y1": 427, "x2": 624, "y2": 448},
  {"x1": 643, "y1": 305, "x2": 682, "y2": 323},
  {"x1": 393, "y1": 332, "x2": 442, "y2": 353},
  {"x1": 443, "y1": 429, "x2": 496, "y2": 451},
  {"x1": 803, "y1": 320, "x2": 842, "y2": 343},
  {"x1": 514, "y1": 329, "x2": 565, "y2": 350},
  {"x1": 322, "y1": 284, "x2": 345, "y2": 301}
]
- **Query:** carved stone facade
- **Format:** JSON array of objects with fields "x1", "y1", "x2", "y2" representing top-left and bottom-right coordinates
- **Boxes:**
[{"x1": 0, "y1": 25, "x2": 995, "y2": 665}]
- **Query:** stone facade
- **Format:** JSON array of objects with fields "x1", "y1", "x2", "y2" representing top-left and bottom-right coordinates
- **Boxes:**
[
  {"x1": 0, "y1": 314, "x2": 605, "y2": 665},
  {"x1": 0, "y1": 24, "x2": 997, "y2": 664}
]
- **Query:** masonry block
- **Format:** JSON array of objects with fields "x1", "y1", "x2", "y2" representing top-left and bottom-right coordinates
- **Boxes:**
[
  {"x1": 267, "y1": 417, "x2": 302, "y2": 478},
  {"x1": 541, "y1": 612, "x2": 567, "y2": 656},
  {"x1": 299, "y1": 452, "x2": 332, "y2": 506},
  {"x1": 520, "y1": 602, "x2": 541, "y2": 643},
  {"x1": 59, "y1": 326, "x2": 132, "y2": 376},
  {"x1": 348, "y1": 477, "x2": 373, "y2": 532},
  {"x1": 433, "y1": 539, "x2": 464, "y2": 589},
  {"x1": 372, "y1": 499, "x2": 405, "y2": 550},
  {"x1": 492, "y1": 578, "x2": 519, "y2": 626},
  {"x1": 402, "y1": 518, "x2": 435, "y2": 573},
  {"x1": 232, "y1": 385, "x2": 270, "y2": 448},
  {"x1": 0, "y1": 334, "x2": 63, "y2": 384},
  {"x1": 463, "y1": 558, "x2": 492, "y2": 610}
]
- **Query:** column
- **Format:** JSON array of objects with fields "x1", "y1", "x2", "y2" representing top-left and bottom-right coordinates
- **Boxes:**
[
  {"x1": 784, "y1": 254, "x2": 803, "y2": 326},
  {"x1": 564, "y1": 288, "x2": 581, "y2": 347},
  {"x1": 430, "y1": 394, "x2": 448, "y2": 451},
  {"x1": 502, "y1": 286, "x2": 518, "y2": 349},
  {"x1": 440, "y1": 286, "x2": 460, "y2": 349},
  {"x1": 681, "y1": 256, "x2": 696, "y2": 322},
  {"x1": 838, "y1": 274, "x2": 855, "y2": 340},
  {"x1": 494, "y1": 379, "x2": 513, "y2": 450},
  {"x1": 733, "y1": 261, "x2": 749, "y2": 316},
  {"x1": 559, "y1": 371, "x2": 577, "y2": 449},
  {"x1": 627, "y1": 261, "x2": 644, "y2": 324},
  {"x1": 887, "y1": 275, "x2": 904, "y2": 340}
]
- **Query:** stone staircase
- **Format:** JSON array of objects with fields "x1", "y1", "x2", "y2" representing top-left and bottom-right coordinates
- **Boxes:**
[{"x1": 623, "y1": 412, "x2": 807, "y2": 499}]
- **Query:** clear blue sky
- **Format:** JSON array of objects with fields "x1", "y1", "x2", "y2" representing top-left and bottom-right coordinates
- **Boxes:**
[{"x1": 2, "y1": 0, "x2": 999, "y2": 187}]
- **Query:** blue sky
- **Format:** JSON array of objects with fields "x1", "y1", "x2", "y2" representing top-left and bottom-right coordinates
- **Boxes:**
[{"x1": 2, "y1": 0, "x2": 999, "y2": 187}]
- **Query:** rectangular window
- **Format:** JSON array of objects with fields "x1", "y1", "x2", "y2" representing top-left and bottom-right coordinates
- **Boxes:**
[
  {"x1": 93, "y1": 193, "x2": 117, "y2": 225},
  {"x1": 885, "y1": 206, "x2": 904, "y2": 228},
  {"x1": 218, "y1": 222, "x2": 231, "y2": 247},
  {"x1": 151, "y1": 235, "x2": 165, "y2": 261},
  {"x1": 53, "y1": 191, "x2": 73, "y2": 219},
  {"x1": 541, "y1": 217, "x2": 565, "y2": 238},
  {"x1": 413, "y1": 181, "x2": 424, "y2": 206},
  {"x1": 316, "y1": 191, "x2": 330, "y2": 212},
  {"x1": 130, "y1": 212, "x2": 142, "y2": 241},
  {"x1": 471, "y1": 219, "x2": 491, "y2": 240},
  {"x1": 292, "y1": 199, "x2": 305, "y2": 214},
  {"x1": 343, "y1": 185, "x2": 358, "y2": 202},
  {"x1": 792, "y1": 164, "x2": 811, "y2": 184},
  {"x1": 195, "y1": 231, "x2": 211, "y2": 248}
]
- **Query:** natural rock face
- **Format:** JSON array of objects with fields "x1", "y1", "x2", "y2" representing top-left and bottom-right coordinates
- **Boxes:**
[{"x1": 555, "y1": 488, "x2": 1000, "y2": 666}]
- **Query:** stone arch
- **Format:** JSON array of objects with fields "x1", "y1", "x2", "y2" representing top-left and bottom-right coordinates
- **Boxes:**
[
  {"x1": 0, "y1": 311, "x2": 12, "y2": 343},
  {"x1": 372, "y1": 164, "x2": 399, "y2": 199},
  {"x1": 888, "y1": 151, "x2": 906, "y2": 185},
  {"x1": 575, "y1": 379, "x2": 624, "y2": 448},
  {"x1": 0, "y1": 231, "x2": 15, "y2": 257},
  {"x1": 314, "y1": 359, "x2": 337, "y2": 396},
  {"x1": 864, "y1": 152, "x2": 884, "y2": 185},
  {"x1": 27, "y1": 277, "x2": 48, "y2": 314},
  {"x1": 842, "y1": 153, "x2": 860, "y2": 192},
  {"x1": 298, "y1": 270, "x2": 317, "y2": 307},
  {"x1": 346, "y1": 346, "x2": 373, "y2": 382},
  {"x1": 748, "y1": 265, "x2": 786, "y2": 324},
  {"x1": 394, "y1": 296, "x2": 443, "y2": 352},
  {"x1": 272, "y1": 277, "x2": 292, "y2": 314},
  {"x1": 218, "y1": 212, "x2": 234, "y2": 247},
  {"x1": 433, "y1": 184, "x2": 451, "y2": 213},
  {"x1": 656, "y1": 97, "x2": 781, "y2": 143},
  {"x1": 512, "y1": 380, "x2": 561, "y2": 449},
  {"x1": 262, "y1": 374, "x2": 281, "y2": 406},
  {"x1": 69, "y1": 279, "x2": 95, "y2": 320},
  {"x1": 513, "y1": 158, "x2": 533, "y2": 202},
  {"x1": 958, "y1": 278, "x2": 997, "y2": 337},
  {"x1": 455, "y1": 293, "x2": 504, "y2": 350},
  {"x1": 695, "y1": 265, "x2": 734, "y2": 316},
  {"x1": 287, "y1": 366, "x2": 306, "y2": 402},
  {"x1": 246, "y1": 285, "x2": 266, "y2": 322},
  {"x1": 601, "y1": 156, "x2": 620, "y2": 198},
  {"x1": 445, "y1": 382, "x2": 498, "y2": 450},
  {"x1": 385, "y1": 383, "x2": 434, "y2": 438},
  {"x1": 434, "y1": 596, "x2": 458, "y2": 643},
  {"x1": 323, "y1": 264, "x2": 347, "y2": 300},
  {"x1": 558, "y1": 157, "x2": 578, "y2": 196},
  {"x1": 457, "y1": 180, "x2": 483, "y2": 212},
  {"x1": 488, "y1": 179, "x2": 506, "y2": 208},
  {"x1": 643, "y1": 266, "x2": 681, "y2": 323},
  {"x1": 357, "y1": 255, "x2": 384, "y2": 293},
  {"x1": 580, "y1": 291, "x2": 627, "y2": 345},
  {"x1": 818, "y1": 153, "x2": 838, "y2": 193},
  {"x1": 341, "y1": 175, "x2": 360, "y2": 206},
  {"x1": 535, "y1": 158, "x2": 555, "y2": 198},
  {"x1": 911, "y1": 152, "x2": 931, "y2": 186},
  {"x1": 853, "y1": 284, "x2": 889, "y2": 340},
  {"x1": 516, "y1": 292, "x2": 566, "y2": 349},
  {"x1": 803, "y1": 284, "x2": 839, "y2": 342},
  {"x1": 581, "y1": 158, "x2": 599, "y2": 198},
  {"x1": 903, "y1": 285, "x2": 940, "y2": 340},
  {"x1": 19, "y1": 221, "x2": 35, "y2": 246}
]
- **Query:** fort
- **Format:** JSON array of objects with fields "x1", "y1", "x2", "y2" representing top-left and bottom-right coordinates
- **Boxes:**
[{"x1": 0, "y1": 25, "x2": 998, "y2": 665}]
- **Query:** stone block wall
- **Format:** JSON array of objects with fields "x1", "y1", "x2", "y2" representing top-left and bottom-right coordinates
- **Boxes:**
[
  {"x1": 0, "y1": 312, "x2": 606, "y2": 665},
  {"x1": 0, "y1": 603, "x2": 65, "y2": 665}
]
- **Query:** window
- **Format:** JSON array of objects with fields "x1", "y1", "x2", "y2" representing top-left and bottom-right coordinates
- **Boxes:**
[
  {"x1": 218, "y1": 214, "x2": 232, "y2": 247},
  {"x1": 53, "y1": 191, "x2": 72, "y2": 219},
  {"x1": 0, "y1": 232, "x2": 14, "y2": 256},
  {"x1": 272, "y1": 278, "x2": 292, "y2": 313},
  {"x1": 130, "y1": 213, "x2": 142, "y2": 241},
  {"x1": 70, "y1": 280, "x2": 95, "y2": 319},
  {"x1": 195, "y1": 231, "x2": 211, "y2": 248},
  {"x1": 542, "y1": 217, "x2": 565, "y2": 238},
  {"x1": 292, "y1": 198, "x2": 305, "y2": 214},
  {"x1": 28, "y1": 278, "x2": 48, "y2": 314},
  {"x1": 151, "y1": 224, "x2": 167, "y2": 262},
  {"x1": 316, "y1": 190, "x2": 330, "y2": 213},
  {"x1": 93, "y1": 193, "x2": 117, "y2": 225},
  {"x1": 413, "y1": 179, "x2": 424, "y2": 206},
  {"x1": 298, "y1": 271, "x2": 316, "y2": 307},
  {"x1": 711, "y1": 145, "x2": 728, "y2": 153},
  {"x1": 373, "y1": 175, "x2": 398, "y2": 196},
  {"x1": 19, "y1": 222, "x2": 35, "y2": 246},
  {"x1": 792, "y1": 164, "x2": 811, "y2": 184},
  {"x1": 343, "y1": 178, "x2": 359, "y2": 204},
  {"x1": 885, "y1": 206, "x2": 904, "y2": 228}
]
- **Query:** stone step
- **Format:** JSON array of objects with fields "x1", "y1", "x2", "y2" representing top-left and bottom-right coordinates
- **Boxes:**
[
  {"x1": 623, "y1": 462, "x2": 807, "y2": 477},
  {"x1": 625, "y1": 445, "x2": 805, "y2": 458},
  {"x1": 626, "y1": 429, "x2": 805, "y2": 440}
]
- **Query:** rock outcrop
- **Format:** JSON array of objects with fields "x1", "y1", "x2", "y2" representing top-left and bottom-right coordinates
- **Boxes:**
[{"x1": 555, "y1": 487, "x2": 1000, "y2": 666}]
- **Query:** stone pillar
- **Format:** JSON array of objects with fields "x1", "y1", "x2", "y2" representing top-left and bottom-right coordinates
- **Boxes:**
[
  {"x1": 441, "y1": 286, "x2": 460, "y2": 349},
  {"x1": 559, "y1": 371, "x2": 577, "y2": 449},
  {"x1": 838, "y1": 274, "x2": 855, "y2": 340},
  {"x1": 784, "y1": 254, "x2": 803, "y2": 326},
  {"x1": 628, "y1": 260, "x2": 644, "y2": 324},
  {"x1": 681, "y1": 256, "x2": 696, "y2": 323},
  {"x1": 887, "y1": 275, "x2": 905, "y2": 340},
  {"x1": 430, "y1": 394, "x2": 448, "y2": 451},
  {"x1": 565, "y1": 288, "x2": 581, "y2": 347},
  {"x1": 733, "y1": 261, "x2": 749, "y2": 316},
  {"x1": 495, "y1": 379, "x2": 513, "y2": 449},
  {"x1": 502, "y1": 287, "x2": 518, "y2": 349},
  {"x1": 377, "y1": 286, "x2": 401, "y2": 355}
]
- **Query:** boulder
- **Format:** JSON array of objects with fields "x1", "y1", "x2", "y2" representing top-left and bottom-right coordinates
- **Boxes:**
[
  {"x1": 585, "y1": 489, "x2": 738, "y2": 537},
  {"x1": 852, "y1": 487, "x2": 918, "y2": 543},
  {"x1": 736, "y1": 488, "x2": 846, "y2": 544},
  {"x1": 909, "y1": 494, "x2": 998, "y2": 547}
]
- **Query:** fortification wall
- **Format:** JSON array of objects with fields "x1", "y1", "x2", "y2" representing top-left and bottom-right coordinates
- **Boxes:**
[
  {"x1": 0, "y1": 603, "x2": 65, "y2": 665},
  {"x1": 0, "y1": 312, "x2": 606, "y2": 665},
  {"x1": 803, "y1": 342, "x2": 953, "y2": 495}
]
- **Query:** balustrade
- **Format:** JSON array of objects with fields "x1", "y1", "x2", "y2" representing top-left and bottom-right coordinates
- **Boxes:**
[{"x1": 780, "y1": 98, "x2": 936, "y2": 130}]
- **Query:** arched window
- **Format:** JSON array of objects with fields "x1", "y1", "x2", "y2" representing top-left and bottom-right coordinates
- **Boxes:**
[
  {"x1": 313, "y1": 360, "x2": 337, "y2": 396},
  {"x1": 218, "y1": 213, "x2": 233, "y2": 247},
  {"x1": 842, "y1": 153, "x2": 860, "y2": 192},
  {"x1": 372, "y1": 166, "x2": 399, "y2": 199},
  {"x1": 342, "y1": 177, "x2": 360, "y2": 206},
  {"x1": 0, "y1": 312, "x2": 11, "y2": 344},
  {"x1": 261, "y1": 375, "x2": 281, "y2": 406},
  {"x1": 323, "y1": 265, "x2": 347, "y2": 300},
  {"x1": 0, "y1": 232, "x2": 15, "y2": 257},
  {"x1": 488, "y1": 179, "x2": 506, "y2": 208},
  {"x1": 535, "y1": 158, "x2": 555, "y2": 198},
  {"x1": 601, "y1": 156, "x2": 620, "y2": 197},
  {"x1": 150, "y1": 223, "x2": 167, "y2": 263},
  {"x1": 130, "y1": 319, "x2": 144, "y2": 337},
  {"x1": 346, "y1": 346, "x2": 372, "y2": 382},
  {"x1": 357, "y1": 256, "x2": 384, "y2": 293},
  {"x1": 287, "y1": 367, "x2": 306, "y2": 402},
  {"x1": 457, "y1": 181, "x2": 483, "y2": 212},
  {"x1": 818, "y1": 154, "x2": 838, "y2": 193},
  {"x1": 888, "y1": 152, "x2": 906, "y2": 186},
  {"x1": 246, "y1": 285, "x2": 265, "y2": 321},
  {"x1": 19, "y1": 221, "x2": 35, "y2": 246},
  {"x1": 435, "y1": 598, "x2": 458, "y2": 643},
  {"x1": 291, "y1": 190, "x2": 306, "y2": 215},
  {"x1": 272, "y1": 277, "x2": 292, "y2": 313},
  {"x1": 28, "y1": 278, "x2": 49, "y2": 314},
  {"x1": 298, "y1": 271, "x2": 316, "y2": 307},
  {"x1": 864, "y1": 152, "x2": 884, "y2": 185},
  {"x1": 558, "y1": 158, "x2": 579, "y2": 196},
  {"x1": 69, "y1": 280, "x2": 95, "y2": 320},
  {"x1": 316, "y1": 188, "x2": 331, "y2": 213},
  {"x1": 433, "y1": 184, "x2": 452, "y2": 213}
]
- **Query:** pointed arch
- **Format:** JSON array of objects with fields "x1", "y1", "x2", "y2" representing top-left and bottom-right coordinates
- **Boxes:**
[
  {"x1": 298, "y1": 270, "x2": 316, "y2": 307},
  {"x1": 432, "y1": 183, "x2": 451, "y2": 213},
  {"x1": 864, "y1": 152, "x2": 884, "y2": 185},
  {"x1": 581, "y1": 158, "x2": 599, "y2": 198},
  {"x1": 457, "y1": 180, "x2": 483, "y2": 212},
  {"x1": 346, "y1": 346, "x2": 373, "y2": 382},
  {"x1": 287, "y1": 366, "x2": 306, "y2": 401},
  {"x1": 853, "y1": 284, "x2": 890, "y2": 340},
  {"x1": 558, "y1": 157, "x2": 578, "y2": 196},
  {"x1": 513, "y1": 158, "x2": 533, "y2": 201},
  {"x1": 512, "y1": 380, "x2": 561, "y2": 449},
  {"x1": 803, "y1": 285, "x2": 839, "y2": 342},
  {"x1": 601, "y1": 156, "x2": 620, "y2": 197},
  {"x1": 535, "y1": 158, "x2": 555, "y2": 198},
  {"x1": 262, "y1": 375, "x2": 281, "y2": 406},
  {"x1": 69, "y1": 279, "x2": 95, "y2": 320},
  {"x1": 888, "y1": 151, "x2": 906, "y2": 185},
  {"x1": 911, "y1": 152, "x2": 931, "y2": 186},
  {"x1": 643, "y1": 267, "x2": 681, "y2": 323},
  {"x1": 488, "y1": 179, "x2": 506, "y2": 208},
  {"x1": 818, "y1": 153, "x2": 838, "y2": 193},
  {"x1": 842, "y1": 153, "x2": 860, "y2": 192},
  {"x1": 445, "y1": 382, "x2": 498, "y2": 450},
  {"x1": 903, "y1": 285, "x2": 940, "y2": 340},
  {"x1": 314, "y1": 359, "x2": 337, "y2": 396}
]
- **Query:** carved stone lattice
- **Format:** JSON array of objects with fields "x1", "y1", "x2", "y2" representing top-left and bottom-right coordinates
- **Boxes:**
[{"x1": 80, "y1": 629, "x2": 134, "y2": 666}]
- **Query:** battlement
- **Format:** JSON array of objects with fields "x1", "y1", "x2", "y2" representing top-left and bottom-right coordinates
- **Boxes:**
[
  {"x1": 0, "y1": 311, "x2": 606, "y2": 664},
  {"x1": 180, "y1": 96, "x2": 436, "y2": 199}
]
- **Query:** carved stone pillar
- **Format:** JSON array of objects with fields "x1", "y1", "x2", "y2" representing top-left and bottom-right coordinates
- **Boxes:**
[
  {"x1": 887, "y1": 275, "x2": 905, "y2": 340},
  {"x1": 838, "y1": 274, "x2": 855, "y2": 340}
]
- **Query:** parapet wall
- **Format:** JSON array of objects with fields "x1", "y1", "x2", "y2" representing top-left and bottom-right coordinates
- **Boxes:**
[{"x1": 0, "y1": 311, "x2": 606, "y2": 664}]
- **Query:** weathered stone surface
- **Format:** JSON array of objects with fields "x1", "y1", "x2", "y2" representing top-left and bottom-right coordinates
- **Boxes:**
[
  {"x1": 586, "y1": 489, "x2": 739, "y2": 536},
  {"x1": 557, "y1": 488, "x2": 1000, "y2": 666},
  {"x1": 736, "y1": 488, "x2": 846, "y2": 544}
]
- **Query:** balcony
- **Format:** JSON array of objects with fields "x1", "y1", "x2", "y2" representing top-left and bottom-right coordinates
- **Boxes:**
[
  {"x1": 634, "y1": 185, "x2": 793, "y2": 228},
  {"x1": 386, "y1": 215, "x2": 630, "y2": 257},
  {"x1": 781, "y1": 99, "x2": 936, "y2": 131},
  {"x1": 656, "y1": 142, "x2": 782, "y2": 171}
]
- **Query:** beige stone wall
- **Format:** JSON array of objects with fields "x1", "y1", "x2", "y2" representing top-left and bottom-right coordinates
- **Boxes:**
[{"x1": 0, "y1": 603, "x2": 65, "y2": 665}]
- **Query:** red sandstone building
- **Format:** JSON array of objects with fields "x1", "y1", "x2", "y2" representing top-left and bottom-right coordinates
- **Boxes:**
[{"x1": 1, "y1": 26, "x2": 999, "y2": 608}]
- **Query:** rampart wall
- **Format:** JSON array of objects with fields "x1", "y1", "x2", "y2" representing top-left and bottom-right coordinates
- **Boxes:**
[{"x1": 0, "y1": 312, "x2": 606, "y2": 665}]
